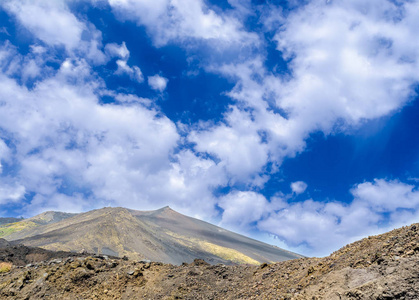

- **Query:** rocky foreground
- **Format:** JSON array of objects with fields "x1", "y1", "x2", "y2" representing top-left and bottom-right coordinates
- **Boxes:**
[{"x1": 0, "y1": 223, "x2": 418, "y2": 300}]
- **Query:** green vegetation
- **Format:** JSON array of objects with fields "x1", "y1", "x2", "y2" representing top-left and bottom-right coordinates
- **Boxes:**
[{"x1": 0, "y1": 221, "x2": 39, "y2": 238}]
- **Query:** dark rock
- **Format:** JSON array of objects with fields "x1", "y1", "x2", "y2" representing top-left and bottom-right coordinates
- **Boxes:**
[
  {"x1": 0, "y1": 238, "x2": 11, "y2": 248},
  {"x1": 191, "y1": 259, "x2": 209, "y2": 266},
  {"x1": 260, "y1": 263, "x2": 268, "y2": 269}
]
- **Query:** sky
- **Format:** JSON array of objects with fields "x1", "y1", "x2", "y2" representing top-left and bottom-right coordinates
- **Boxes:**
[{"x1": 0, "y1": 0, "x2": 419, "y2": 257}]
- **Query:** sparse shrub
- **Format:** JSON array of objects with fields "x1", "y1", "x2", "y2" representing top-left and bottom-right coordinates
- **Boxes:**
[
  {"x1": 307, "y1": 266, "x2": 315, "y2": 275},
  {"x1": 0, "y1": 262, "x2": 12, "y2": 273}
]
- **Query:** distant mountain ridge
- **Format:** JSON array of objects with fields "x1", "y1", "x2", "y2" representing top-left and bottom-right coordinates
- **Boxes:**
[
  {"x1": 0, "y1": 211, "x2": 76, "y2": 239},
  {"x1": 2, "y1": 206, "x2": 303, "y2": 265},
  {"x1": 26, "y1": 211, "x2": 76, "y2": 225}
]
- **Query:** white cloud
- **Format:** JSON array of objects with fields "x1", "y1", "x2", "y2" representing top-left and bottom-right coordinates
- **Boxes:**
[
  {"x1": 189, "y1": 107, "x2": 269, "y2": 185},
  {"x1": 21, "y1": 59, "x2": 41, "y2": 81},
  {"x1": 0, "y1": 139, "x2": 11, "y2": 168},
  {"x1": 193, "y1": 0, "x2": 419, "y2": 185},
  {"x1": 273, "y1": 0, "x2": 419, "y2": 126},
  {"x1": 30, "y1": 45, "x2": 47, "y2": 55},
  {"x1": 0, "y1": 180, "x2": 26, "y2": 204},
  {"x1": 107, "y1": 0, "x2": 258, "y2": 47},
  {"x1": 104, "y1": 42, "x2": 143, "y2": 83},
  {"x1": 258, "y1": 179, "x2": 419, "y2": 256},
  {"x1": 291, "y1": 181, "x2": 307, "y2": 195},
  {"x1": 1, "y1": 0, "x2": 106, "y2": 64},
  {"x1": 351, "y1": 179, "x2": 419, "y2": 213},
  {"x1": 104, "y1": 92, "x2": 151, "y2": 106},
  {"x1": 0, "y1": 2, "x2": 231, "y2": 219},
  {"x1": 28, "y1": 193, "x2": 91, "y2": 216},
  {"x1": 85, "y1": 148, "x2": 227, "y2": 219},
  {"x1": 105, "y1": 42, "x2": 130, "y2": 60},
  {"x1": 148, "y1": 74, "x2": 168, "y2": 92},
  {"x1": 0, "y1": 52, "x2": 227, "y2": 218},
  {"x1": 0, "y1": 41, "x2": 53, "y2": 85},
  {"x1": 2, "y1": 0, "x2": 83, "y2": 50},
  {"x1": 115, "y1": 60, "x2": 144, "y2": 83},
  {"x1": 219, "y1": 191, "x2": 270, "y2": 232}
]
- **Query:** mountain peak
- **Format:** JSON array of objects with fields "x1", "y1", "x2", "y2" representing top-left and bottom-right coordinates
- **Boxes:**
[
  {"x1": 2, "y1": 206, "x2": 303, "y2": 265},
  {"x1": 159, "y1": 205, "x2": 173, "y2": 212},
  {"x1": 147, "y1": 205, "x2": 177, "y2": 216}
]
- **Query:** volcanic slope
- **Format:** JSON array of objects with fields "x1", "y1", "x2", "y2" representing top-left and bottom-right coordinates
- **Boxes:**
[
  {"x1": 0, "y1": 223, "x2": 418, "y2": 299},
  {"x1": 3, "y1": 207, "x2": 302, "y2": 265},
  {"x1": 0, "y1": 212, "x2": 75, "y2": 239}
]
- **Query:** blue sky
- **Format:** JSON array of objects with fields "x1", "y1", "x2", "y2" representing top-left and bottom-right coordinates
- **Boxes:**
[{"x1": 0, "y1": 0, "x2": 419, "y2": 256}]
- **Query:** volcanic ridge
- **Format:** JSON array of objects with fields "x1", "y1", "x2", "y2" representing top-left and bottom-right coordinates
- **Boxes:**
[
  {"x1": 0, "y1": 222, "x2": 417, "y2": 299},
  {"x1": 1, "y1": 207, "x2": 302, "y2": 265}
]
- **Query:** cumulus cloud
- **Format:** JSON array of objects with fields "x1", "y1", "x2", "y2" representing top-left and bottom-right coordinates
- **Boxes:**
[
  {"x1": 0, "y1": 180, "x2": 26, "y2": 204},
  {"x1": 258, "y1": 179, "x2": 419, "y2": 256},
  {"x1": 193, "y1": 0, "x2": 419, "y2": 183},
  {"x1": 107, "y1": 0, "x2": 258, "y2": 47},
  {"x1": 274, "y1": 0, "x2": 419, "y2": 125},
  {"x1": 0, "y1": 47, "x2": 226, "y2": 218},
  {"x1": 1, "y1": 0, "x2": 106, "y2": 64},
  {"x1": 104, "y1": 42, "x2": 144, "y2": 83},
  {"x1": 148, "y1": 74, "x2": 168, "y2": 92},
  {"x1": 2, "y1": 0, "x2": 83, "y2": 50},
  {"x1": 105, "y1": 42, "x2": 130, "y2": 60},
  {"x1": 0, "y1": 1, "x2": 227, "y2": 219},
  {"x1": 0, "y1": 41, "x2": 53, "y2": 84},
  {"x1": 189, "y1": 107, "x2": 269, "y2": 185},
  {"x1": 291, "y1": 181, "x2": 307, "y2": 195},
  {"x1": 351, "y1": 179, "x2": 419, "y2": 213},
  {"x1": 115, "y1": 60, "x2": 144, "y2": 83},
  {"x1": 25, "y1": 193, "x2": 89, "y2": 216},
  {"x1": 219, "y1": 191, "x2": 271, "y2": 232}
]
